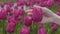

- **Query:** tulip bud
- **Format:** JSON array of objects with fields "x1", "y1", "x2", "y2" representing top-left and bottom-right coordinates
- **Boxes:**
[
  {"x1": 24, "y1": 15, "x2": 32, "y2": 26},
  {"x1": 20, "y1": 27, "x2": 30, "y2": 34},
  {"x1": 40, "y1": 0, "x2": 55, "y2": 7},
  {"x1": 17, "y1": 0, "x2": 28, "y2": 6},
  {"x1": 6, "y1": 22, "x2": 16, "y2": 33},
  {"x1": 21, "y1": 0, "x2": 28, "y2": 5},
  {"x1": 17, "y1": 15, "x2": 22, "y2": 20},
  {"x1": 51, "y1": 23, "x2": 58, "y2": 31},
  {"x1": 38, "y1": 28, "x2": 47, "y2": 34},
  {"x1": 29, "y1": 0, "x2": 35, "y2": 6},
  {"x1": 19, "y1": 7, "x2": 24, "y2": 16},
  {"x1": 6, "y1": 2, "x2": 13, "y2": 7},
  {"x1": 14, "y1": 8, "x2": 19, "y2": 17},
  {"x1": 46, "y1": 0, "x2": 55, "y2": 7},
  {"x1": 6, "y1": 5, "x2": 13, "y2": 16},
  {"x1": 32, "y1": 7, "x2": 43, "y2": 22},
  {"x1": 1, "y1": 8, "x2": 7, "y2": 20},
  {"x1": 56, "y1": 10, "x2": 60, "y2": 16},
  {"x1": 8, "y1": 16, "x2": 17, "y2": 24},
  {"x1": 35, "y1": 0, "x2": 42, "y2": 4}
]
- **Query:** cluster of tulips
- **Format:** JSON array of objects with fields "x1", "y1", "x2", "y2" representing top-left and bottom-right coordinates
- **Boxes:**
[{"x1": 0, "y1": 0, "x2": 60, "y2": 34}]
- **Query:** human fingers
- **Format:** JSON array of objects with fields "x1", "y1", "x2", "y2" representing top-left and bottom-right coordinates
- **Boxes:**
[{"x1": 40, "y1": 16, "x2": 53, "y2": 24}]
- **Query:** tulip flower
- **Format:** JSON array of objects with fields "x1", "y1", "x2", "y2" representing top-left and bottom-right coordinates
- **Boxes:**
[
  {"x1": 32, "y1": 7, "x2": 43, "y2": 22},
  {"x1": 6, "y1": 1, "x2": 13, "y2": 7},
  {"x1": 38, "y1": 28, "x2": 47, "y2": 34},
  {"x1": 19, "y1": 7, "x2": 24, "y2": 16},
  {"x1": 51, "y1": 23, "x2": 58, "y2": 31},
  {"x1": 17, "y1": 15, "x2": 22, "y2": 20},
  {"x1": 6, "y1": 22, "x2": 16, "y2": 33},
  {"x1": 56, "y1": 9, "x2": 60, "y2": 16},
  {"x1": 24, "y1": 15, "x2": 32, "y2": 26},
  {"x1": 17, "y1": 0, "x2": 28, "y2": 6},
  {"x1": 29, "y1": 0, "x2": 35, "y2": 6},
  {"x1": 8, "y1": 16, "x2": 17, "y2": 24},
  {"x1": 14, "y1": 8, "x2": 19, "y2": 17},
  {"x1": 20, "y1": 27, "x2": 30, "y2": 34},
  {"x1": 0, "y1": 8, "x2": 7, "y2": 20},
  {"x1": 39, "y1": 0, "x2": 55, "y2": 7},
  {"x1": 46, "y1": 0, "x2": 55, "y2": 7}
]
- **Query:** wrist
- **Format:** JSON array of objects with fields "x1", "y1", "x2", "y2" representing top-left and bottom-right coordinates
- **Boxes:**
[{"x1": 53, "y1": 15, "x2": 60, "y2": 25}]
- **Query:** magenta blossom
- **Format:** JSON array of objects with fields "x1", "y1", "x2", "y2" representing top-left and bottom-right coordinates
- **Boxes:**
[
  {"x1": 14, "y1": 8, "x2": 19, "y2": 17},
  {"x1": 6, "y1": 22, "x2": 16, "y2": 33},
  {"x1": 29, "y1": 0, "x2": 35, "y2": 6},
  {"x1": 17, "y1": 15, "x2": 22, "y2": 20},
  {"x1": 32, "y1": 7, "x2": 43, "y2": 22},
  {"x1": 0, "y1": 8, "x2": 7, "y2": 20},
  {"x1": 51, "y1": 23, "x2": 58, "y2": 31},
  {"x1": 20, "y1": 27, "x2": 30, "y2": 34},
  {"x1": 38, "y1": 28, "x2": 47, "y2": 34},
  {"x1": 24, "y1": 15, "x2": 32, "y2": 26},
  {"x1": 8, "y1": 16, "x2": 17, "y2": 24},
  {"x1": 19, "y1": 7, "x2": 24, "y2": 16},
  {"x1": 56, "y1": 9, "x2": 60, "y2": 16},
  {"x1": 6, "y1": 2, "x2": 13, "y2": 7},
  {"x1": 40, "y1": 0, "x2": 55, "y2": 7},
  {"x1": 17, "y1": 0, "x2": 28, "y2": 6},
  {"x1": 6, "y1": 5, "x2": 13, "y2": 16}
]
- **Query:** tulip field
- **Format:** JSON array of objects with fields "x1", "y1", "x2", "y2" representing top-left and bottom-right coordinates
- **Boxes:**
[{"x1": 0, "y1": 0, "x2": 60, "y2": 34}]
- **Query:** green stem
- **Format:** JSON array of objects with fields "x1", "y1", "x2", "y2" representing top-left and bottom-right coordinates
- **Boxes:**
[
  {"x1": 3, "y1": 20, "x2": 7, "y2": 34},
  {"x1": 3, "y1": 20, "x2": 5, "y2": 34}
]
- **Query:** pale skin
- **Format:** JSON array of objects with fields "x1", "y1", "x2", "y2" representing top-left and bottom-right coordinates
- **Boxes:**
[{"x1": 25, "y1": 5, "x2": 60, "y2": 25}]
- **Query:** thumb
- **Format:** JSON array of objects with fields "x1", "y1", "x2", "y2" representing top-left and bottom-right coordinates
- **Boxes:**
[{"x1": 42, "y1": 7, "x2": 58, "y2": 17}]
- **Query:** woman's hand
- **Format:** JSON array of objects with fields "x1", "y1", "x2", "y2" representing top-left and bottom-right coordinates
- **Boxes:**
[{"x1": 25, "y1": 5, "x2": 60, "y2": 25}]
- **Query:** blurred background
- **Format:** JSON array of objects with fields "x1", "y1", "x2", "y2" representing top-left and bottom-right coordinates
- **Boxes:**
[{"x1": 0, "y1": 0, "x2": 60, "y2": 34}]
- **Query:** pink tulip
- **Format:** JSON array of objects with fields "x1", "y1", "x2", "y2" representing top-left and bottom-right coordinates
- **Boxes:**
[
  {"x1": 20, "y1": 27, "x2": 30, "y2": 34},
  {"x1": 17, "y1": 2, "x2": 21, "y2": 6},
  {"x1": 17, "y1": 0, "x2": 28, "y2": 6},
  {"x1": 38, "y1": 23, "x2": 43, "y2": 29},
  {"x1": 24, "y1": 15, "x2": 32, "y2": 26},
  {"x1": 46, "y1": 0, "x2": 55, "y2": 7},
  {"x1": 6, "y1": 5, "x2": 13, "y2": 16},
  {"x1": 38, "y1": 28, "x2": 47, "y2": 34},
  {"x1": 8, "y1": 16, "x2": 17, "y2": 24},
  {"x1": 56, "y1": 9, "x2": 60, "y2": 16},
  {"x1": 29, "y1": 0, "x2": 35, "y2": 6},
  {"x1": 14, "y1": 8, "x2": 19, "y2": 17},
  {"x1": 35, "y1": 0, "x2": 42, "y2": 4},
  {"x1": 51, "y1": 23, "x2": 58, "y2": 31},
  {"x1": 6, "y1": 22, "x2": 16, "y2": 33},
  {"x1": 40, "y1": 1, "x2": 47, "y2": 7},
  {"x1": 0, "y1": 8, "x2": 7, "y2": 20},
  {"x1": 32, "y1": 7, "x2": 43, "y2": 22},
  {"x1": 19, "y1": 7, "x2": 24, "y2": 16},
  {"x1": 17, "y1": 15, "x2": 22, "y2": 20},
  {"x1": 6, "y1": 2, "x2": 13, "y2": 7},
  {"x1": 39, "y1": 0, "x2": 55, "y2": 7}
]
